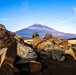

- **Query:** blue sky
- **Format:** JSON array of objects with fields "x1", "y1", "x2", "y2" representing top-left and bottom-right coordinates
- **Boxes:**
[{"x1": 0, "y1": 0, "x2": 76, "y2": 34}]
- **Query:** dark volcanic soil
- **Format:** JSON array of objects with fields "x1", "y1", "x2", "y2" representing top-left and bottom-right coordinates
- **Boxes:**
[{"x1": 14, "y1": 55, "x2": 76, "y2": 75}]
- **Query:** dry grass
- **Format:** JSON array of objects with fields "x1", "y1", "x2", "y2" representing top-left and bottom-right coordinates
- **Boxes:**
[
  {"x1": 24, "y1": 39, "x2": 76, "y2": 44},
  {"x1": 68, "y1": 40, "x2": 76, "y2": 44},
  {"x1": 24, "y1": 39, "x2": 33, "y2": 44}
]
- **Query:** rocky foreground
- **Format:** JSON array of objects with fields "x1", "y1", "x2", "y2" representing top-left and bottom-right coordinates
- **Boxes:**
[{"x1": 14, "y1": 55, "x2": 76, "y2": 75}]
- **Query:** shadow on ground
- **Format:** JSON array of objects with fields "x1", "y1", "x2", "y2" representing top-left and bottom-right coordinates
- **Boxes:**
[{"x1": 14, "y1": 55, "x2": 76, "y2": 75}]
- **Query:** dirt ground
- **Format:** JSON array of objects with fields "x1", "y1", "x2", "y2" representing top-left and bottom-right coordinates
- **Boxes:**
[
  {"x1": 15, "y1": 55, "x2": 76, "y2": 75},
  {"x1": 14, "y1": 39, "x2": 76, "y2": 75}
]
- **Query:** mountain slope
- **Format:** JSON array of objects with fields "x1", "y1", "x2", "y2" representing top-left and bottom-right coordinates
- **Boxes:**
[{"x1": 15, "y1": 24, "x2": 76, "y2": 39}]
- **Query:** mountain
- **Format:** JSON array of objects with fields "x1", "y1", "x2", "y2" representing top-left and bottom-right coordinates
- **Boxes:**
[{"x1": 15, "y1": 24, "x2": 76, "y2": 39}]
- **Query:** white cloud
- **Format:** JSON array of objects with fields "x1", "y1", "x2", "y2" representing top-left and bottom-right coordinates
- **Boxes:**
[
  {"x1": 21, "y1": 0, "x2": 29, "y2": 12},
  {"x1": 51, "y1": 17, "x2": 76, "y2": 26},
  {"x1": 1, "y1": 18, "x2": 11, "y2": 21},
  {"x1": 73, "y1": 7, "x2": 76, "y2": 14},
  {"x1": 22, "y1": 4, "x2": 28, "y2": 11}
]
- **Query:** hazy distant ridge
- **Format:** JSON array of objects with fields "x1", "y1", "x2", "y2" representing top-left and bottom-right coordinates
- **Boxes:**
[{"x1": 15, "y1": 24, "x2": 76, "y2": 39}]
